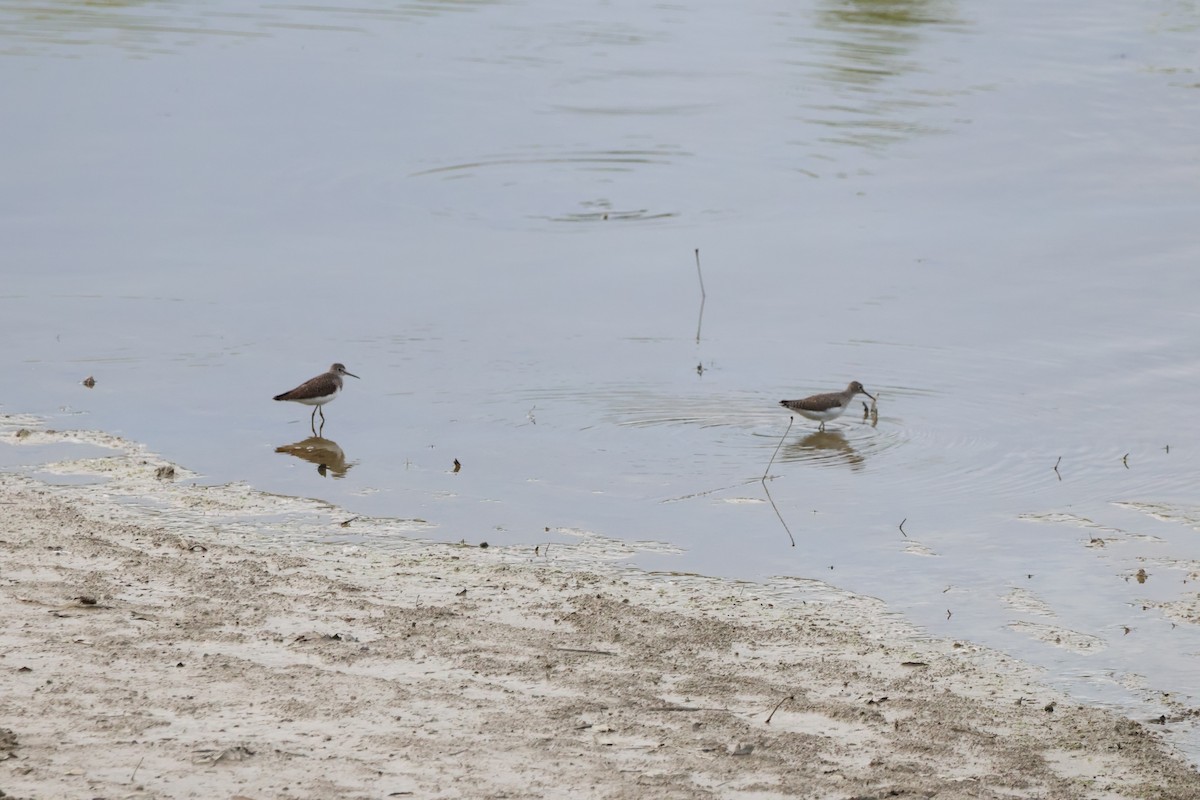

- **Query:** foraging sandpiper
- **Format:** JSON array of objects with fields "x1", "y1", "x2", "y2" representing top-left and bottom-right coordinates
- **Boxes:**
[{"x1": 779, "y1": 381, "x2": 874, "y2": 431}]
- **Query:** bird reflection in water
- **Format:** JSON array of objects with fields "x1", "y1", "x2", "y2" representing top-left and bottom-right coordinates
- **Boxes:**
[
  {"x1": 275, "y1": 436, "x2": 353, "y2": 478},
  {"x1": 781, "y1": 429, "x2": 865, "y2": 470}
]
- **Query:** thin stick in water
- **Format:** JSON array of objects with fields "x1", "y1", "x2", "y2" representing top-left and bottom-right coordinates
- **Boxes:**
[
  {"x1": 761, "y1": 416, "x2": 795, "y2": 547},
  {"x1": 1053, "y1": 456, "x2": 1062, "y2": 481},
  {"x1": 694, "y1": 248, "x2": 706, "y2": 343},
  {"x1": 899, "y1": 518, "x2": 907, "y2": 537}
]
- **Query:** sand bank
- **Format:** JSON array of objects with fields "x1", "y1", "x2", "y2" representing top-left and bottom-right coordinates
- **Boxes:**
[{"x1": 1, "y1": 423, "x2": 1197, "y2": 799}]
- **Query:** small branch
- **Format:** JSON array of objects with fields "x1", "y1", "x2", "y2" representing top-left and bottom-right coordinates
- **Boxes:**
[
  {"x1": 1053, "y1": 456, "x2": 1061, "y2": 481},
  {"x1": 552, "y1": 647, "x2": 617, "y2": 657},
  {"x1": 899, "y1": 518, "x2": 907, "y2": 538},
  {"x1": 694, "y1": 248, "x2": 707, "y2": 344},
  {"x1": 646, "y1": 705, "x2": 705, "y2": 712},
  {"x1": 765, "y1": 694, "x2": 794, "y2": 724},
  {"x1": 761, "y1": 417, "x2": 795, "y2": 546},
  {"x1": 1122, "y1": 453, "x2": 1129, "y2": 469}
]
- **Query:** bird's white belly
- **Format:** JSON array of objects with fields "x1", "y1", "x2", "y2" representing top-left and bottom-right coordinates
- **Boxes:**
[
  {"x1": 293, "y1": 392, "x2": 337, "y2": 407},
  {"x1": 794, "y1": 404, "x2": 845, "y2": 422}
]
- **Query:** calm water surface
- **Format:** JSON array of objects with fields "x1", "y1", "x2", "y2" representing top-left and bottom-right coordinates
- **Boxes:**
[{"x1": 3, "y1": 0, "x2": 1200, "y2": 758}]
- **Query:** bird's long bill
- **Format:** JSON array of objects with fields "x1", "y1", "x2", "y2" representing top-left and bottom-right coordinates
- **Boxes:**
[
  {"x1": 863, "y1": 390, "x2": 876, "y2": 401},
  {"x1": 345, "y1": 371, "x2": 360, "y2": 379}
]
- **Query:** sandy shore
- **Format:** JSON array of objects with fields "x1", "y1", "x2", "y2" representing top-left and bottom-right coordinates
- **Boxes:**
[{"x1": 1, "y1": 424, "x2": 1198, "y2": 799}]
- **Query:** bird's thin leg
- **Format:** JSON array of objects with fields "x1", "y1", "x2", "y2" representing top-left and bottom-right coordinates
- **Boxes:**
[
  {"x1": 819, "y1": 421, "x2": 825, "y2": 432},
  {"x1": 317, "y1": 406, "x2": 326, "y2": 436},
  {"x1": 310, "y1": 407, "x2": 318, "y2": 436}
]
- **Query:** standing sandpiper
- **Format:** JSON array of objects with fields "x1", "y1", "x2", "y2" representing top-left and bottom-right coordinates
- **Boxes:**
[
  {"x1": 780, "y1": 381, "x2": 875, "y2": 431},
  {"x1": 274, "y1": 363, "x2": 359, "y2": 434}
]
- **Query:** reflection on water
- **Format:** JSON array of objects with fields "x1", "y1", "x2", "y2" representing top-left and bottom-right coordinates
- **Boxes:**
[
  {"x1": 275, "y1": 436, "x2": 353, "y2": 479},
  {"x1": 0, "y1": 1, "x2": 263, "y2": 56},
  {"x1": 787, "y1": 0, "x2": 969, "y2": 157},
  {"x1": 0, "y1": 0, "x2": 493, "y2": 56},
  {"x1": 781, "y1": 430, "x2": 865, "y2": 470}
]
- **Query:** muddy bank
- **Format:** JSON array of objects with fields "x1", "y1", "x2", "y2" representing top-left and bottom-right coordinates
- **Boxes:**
[{"x1": 0, "y1": 425, "x2": 1197, "y2": 798}]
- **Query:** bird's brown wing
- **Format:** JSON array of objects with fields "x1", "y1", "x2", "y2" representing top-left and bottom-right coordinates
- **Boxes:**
[
  {"x1": 780, "y1": 392, "x2": 843, "y2": 412},
  {"x1": 274, "y1": 374, "x2": 333, "y2": 402}
]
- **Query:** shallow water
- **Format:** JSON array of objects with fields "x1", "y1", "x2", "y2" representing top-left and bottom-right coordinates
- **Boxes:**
[{"x1": 3, "y1": 0, "x2": 1200, "y2": 758}]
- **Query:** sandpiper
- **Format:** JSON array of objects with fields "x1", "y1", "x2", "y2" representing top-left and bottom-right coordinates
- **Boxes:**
[
  {"x1": 274, "y1": 363, "x2": 359, "y2": 433},
  {"x1": 780, "y1": 381, "x2": 875, "y2": 431}
]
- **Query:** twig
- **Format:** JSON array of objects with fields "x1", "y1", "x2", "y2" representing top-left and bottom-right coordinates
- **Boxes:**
[
  {"x1": 899, "y1": 518, "x2": 907, "y2": 537},
  {"x1": 552, "y1": 647, "x2": 616, "y2": 656},
  {"x1": 1053, "y1": 456, "x2": 1061, "y2": 481},
  {"x1": 763, "y1": 417, "x2": 790, "y2": 480},
  {"x1": 646, "y1": 705, "x2": 704, "y2": 712},
  {"x1": 1122, "y1": 453, "x2": 1129, "y2": 469},
  {"x1": 765, "y1": 694, "x2": 794, "y2": 724},
  {"x1": 694, "y1": 248, "x2": 706, "y2": 344},
  {"x1": 131, "y1": 756, "x2": 144, "y2": 782},
  {"x1": 761, "y1": 417, "x2": 795, "y2": 547}
]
